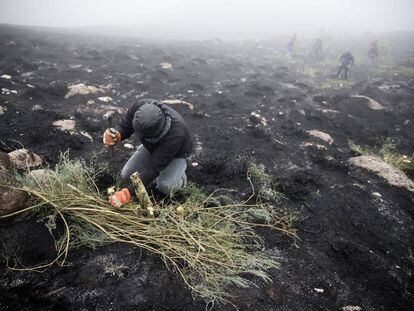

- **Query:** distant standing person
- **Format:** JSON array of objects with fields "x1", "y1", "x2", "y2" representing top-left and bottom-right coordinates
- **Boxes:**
[
  {"x1": 287, "y1": 33, "x2": 297, "y2": 57},
  {"x1": 337, "y1": 51, "x2": 355, "y2": 80},
  {"x1": 367, "y1": 40, "x2": 379, "y2": 65},
  {"x1": 103, "y1": 99, "x2": 193, "y2": 208},
  {"x1": 313, "y1": 38, "x2": 323, "y2": 60}
]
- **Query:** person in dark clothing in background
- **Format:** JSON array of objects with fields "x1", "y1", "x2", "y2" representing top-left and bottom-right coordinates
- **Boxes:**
[
  {"x1": 287, "y1": 33, "x2": 297, "y2": 57},
  {"x1": 103, "y1": 99, "x2": 193, "y2": 208},
  {"x1": 313, "y1": 38, "x2": 323, "y2": 60},
  {"x1": 337, "y1": 51, "x2": 355, "y2": 80},
  {"x1": 367, "y1": 40, "x2": 379, "y2": 65}
]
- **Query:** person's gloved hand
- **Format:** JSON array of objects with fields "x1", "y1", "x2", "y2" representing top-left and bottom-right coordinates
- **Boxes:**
[
  {"x1": 108, "y1": 188, "x2": 131, "y2": 208},
  {"x1": 103, "y1": 128, "x2": 121, "y2": 146}
]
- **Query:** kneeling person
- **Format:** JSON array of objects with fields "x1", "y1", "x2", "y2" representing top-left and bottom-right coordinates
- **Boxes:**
[{"x1": 103, "y1": 99, "x2": 193, "y2": 208}]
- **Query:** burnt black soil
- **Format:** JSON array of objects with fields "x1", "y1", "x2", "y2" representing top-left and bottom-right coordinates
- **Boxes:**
[{"x1": 1, "y1": 25, "x2": 414, "y2": 310}]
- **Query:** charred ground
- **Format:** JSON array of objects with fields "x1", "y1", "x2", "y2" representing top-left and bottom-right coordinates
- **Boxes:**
[{"x1": 0, "y1": 25, "x2": 414, "y2": 310}]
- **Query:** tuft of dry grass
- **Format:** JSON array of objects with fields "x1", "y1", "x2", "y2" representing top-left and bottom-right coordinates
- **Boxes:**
[
  {"x1": 0, "y1": 154, "x2": 295, "y2": 305},
  {"x1": 378, "y1": 142, "x2": 414, "y2": 174}
]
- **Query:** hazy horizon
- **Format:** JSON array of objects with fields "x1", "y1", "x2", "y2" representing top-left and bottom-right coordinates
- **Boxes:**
[{"x1": 1, "y1": 0, "x2": 414, "y2": 40}]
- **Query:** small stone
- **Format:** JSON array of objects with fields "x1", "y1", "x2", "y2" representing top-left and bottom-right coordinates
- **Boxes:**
[
  {"x1": 0, "y1": 152, "x2": 27, "y2": 216},
  {"x1": 80, "y1": 131, "x2": 93, "y2": 142},
  {"x1": 98, "y1": 96, "x2": 113, "y2": 102},
  {"x1": 301, "y1": 142, "x2": 327, "y2": 150},
  {"x1": 1, "y1": 74, "x2": 12, "y2": 80},
  {"x1": 321, "y1": 109, "x2": 339, "y2": 114},
  {"x1": 21, "y1": 72, "x2": 33, "y2": 77},
  {"x1": 314, "y1": 288, "x2": 324, "y2": 293},
  {"x1": 307, "y1": 130, "x2": 334, "y2": 145},
  {"x1": 160, "y1": 62, "x2": 173, "y2": 70},
  {"x1": 372, "y1": 192, "x2": 382, "y2": 198},
  {"x1": 124, "y1": 143, "x2": 134, "y2": 149},
  {"x1": 32, "y1": 105, "x2": 43, "y2": 111},
  {"x1": 0, "y1": 106, "x2": 7, "y2": 115},
  {"x1": 162, "y1": 99, "x2": 194, "y2": 111},
  {"x1": 341, "y1": 306, "x2": 362, "y2": 311},
  {"x1": 65, "y1": 83, "x2": 105, "y2": 99},
  {"x1": 8, "y1": 149, "x2": 42, "y2": 170},
  {"x1": 86, "y1": 99, "x2": 96, "y2": 106},
  {"x1": 53, "y1": 119, "x2": 76, "y2": 131},
  {"x1": 191, "y1": 162, "x2": 199, "y2": 167},
  {"x1": 69, "y1": 64, "x2": 83, "y2": 69}
]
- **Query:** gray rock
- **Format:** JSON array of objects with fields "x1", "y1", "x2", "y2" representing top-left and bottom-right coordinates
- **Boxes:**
[
  {"x1": 0, "y1": 152, "x2": 27, "y2": 217},
  {"x1": 8, "y1": 149, "x2": 43, "y2": 170},
  {"x1": 349, "y1": 155, "x2": 414, "y2": 192},
  {"x1": 32, "y1": 104, "x2": 43, "y2": 111}
]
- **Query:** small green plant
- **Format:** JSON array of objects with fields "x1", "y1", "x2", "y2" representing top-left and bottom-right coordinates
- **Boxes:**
[
  {"x1": 249, "y1": 163, "x2": 272, "y2": 185},
  {"x1": 248, "y1": 164, "x2": 285, "y2": 202},
  {"x1": 104, "y1": 262, "x2": 127, "y2": 278},
  {"x1": 408, "y1": 249, "x2": 414, "y2": 265},
  {"x1": 348, "y1": 140, "x2": 371, "y2": 156},
  {"x1": 181, "y1": 182, "x2": 207, "y2": 204}
]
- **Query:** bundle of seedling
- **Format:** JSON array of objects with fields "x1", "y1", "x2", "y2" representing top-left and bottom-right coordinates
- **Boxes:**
[{"x1": 1, "y1": 155, "x2": 294, "y2": 305}]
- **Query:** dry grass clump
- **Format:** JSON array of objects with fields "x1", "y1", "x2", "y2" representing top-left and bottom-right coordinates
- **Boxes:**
[
  {"x1": 348, "y1": 140, "x2": 414, "y2": 174},
  {"x1": 378, "y1": 142, "x2": 414, "y2": 174},
  {"x1": 1, "y1": 155, "x2": 295, "y2": 305}
]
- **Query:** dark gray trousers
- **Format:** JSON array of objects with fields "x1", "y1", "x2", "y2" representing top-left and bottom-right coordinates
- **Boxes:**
[
  {"x1": 120, "y1": 145, "x2": 187, "y2": 195},
  {"x1": 337, "y1": 65, "x2": 349, "y2": 80}
]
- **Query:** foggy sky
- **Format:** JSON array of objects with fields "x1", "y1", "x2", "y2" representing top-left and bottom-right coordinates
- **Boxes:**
[{"x1": 1, "y1": 0, "x2": 413, "y2": 39}]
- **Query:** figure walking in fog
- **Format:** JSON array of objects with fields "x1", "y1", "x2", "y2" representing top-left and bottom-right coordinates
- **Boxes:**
[
  {"x1": 337, "y1": 51, "x2": 355, "y2": 80},
  {"x1": 367, "y1": 40, "x2": 379, "y2": 65},
  {"x1": 287, "y1": 33, "x2": 297, "y2": 57}
]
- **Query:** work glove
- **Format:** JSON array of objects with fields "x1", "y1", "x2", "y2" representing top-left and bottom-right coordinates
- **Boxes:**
[
  {"x1": 108, "y1": 188, "x2": 131, "y2": 208},
  {"x1": 103, "y1": 128, "x2": 121, "y2": 146}
]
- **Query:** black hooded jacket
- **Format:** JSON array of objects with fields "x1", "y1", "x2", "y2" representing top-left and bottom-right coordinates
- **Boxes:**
[
  {"x1": 339, "y1": 52, "x2": 355, "y2": 66},
  {"x1": 114, "y1": 99, "x2": 193, "y2": 191}
]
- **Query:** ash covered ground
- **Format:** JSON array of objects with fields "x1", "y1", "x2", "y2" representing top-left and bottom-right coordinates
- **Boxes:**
[{"x1": 0, "y1": 25, "x2": 414, "y2": 310}]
